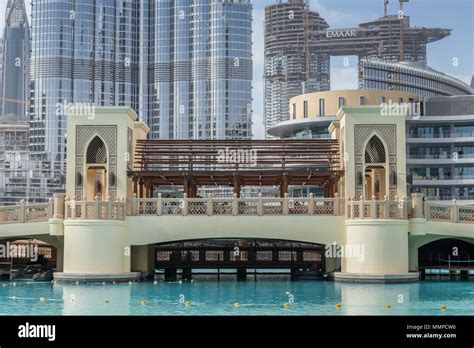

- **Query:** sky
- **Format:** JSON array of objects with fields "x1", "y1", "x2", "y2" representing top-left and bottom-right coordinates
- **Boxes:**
[{"x1": 0, "y1": 0, "x2": 472, "y2": 139}]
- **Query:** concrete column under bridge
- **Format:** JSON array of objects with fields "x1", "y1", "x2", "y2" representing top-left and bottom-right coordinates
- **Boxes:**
[{"x1": 334, "y1": 220, "x2": 418, "y2": 284}]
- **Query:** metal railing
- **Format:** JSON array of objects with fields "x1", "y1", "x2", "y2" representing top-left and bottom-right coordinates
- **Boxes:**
[{"x1": 0, "y1": 200, "x2": 53, "y2": 224}]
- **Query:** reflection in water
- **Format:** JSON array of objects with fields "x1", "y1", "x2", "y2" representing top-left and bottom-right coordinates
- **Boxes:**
[
  {"x1": 337, "y1": 282, "x2": 417, "y2": 315},
  {"x1": 0, "y1": 277, "x2": 472, "y2": 316},
  {"x1": 61, "y1": 283, "x2": 133, "y2": 315}
]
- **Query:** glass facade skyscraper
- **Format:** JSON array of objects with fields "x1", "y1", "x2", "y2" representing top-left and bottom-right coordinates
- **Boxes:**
[
  {"x1": 140, "y1": 0, "x2": 252, "y2": 140},
  {"x1": 1, "y1": 0, "x2": 30, "y2": 120},
  {"x1": 30, "y1": 0, "x2": 253, "y2": 194}
]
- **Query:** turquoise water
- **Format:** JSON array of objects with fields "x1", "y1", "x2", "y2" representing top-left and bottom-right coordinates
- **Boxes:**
[{"x1": 0, "y1": 278, "x2": 473, "y2": 316}]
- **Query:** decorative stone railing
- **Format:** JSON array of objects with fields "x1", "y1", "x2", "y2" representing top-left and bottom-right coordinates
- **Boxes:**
[
  {"x1": 346, "y1": 196, "x2": 409, "y2": 220},
  {"x1": 0, "y1": 200, "x2": 53, "y2": 224},
  {"x1": 65, "y1": 198, "x2": 126, "y2": 221},
  {"x1": 1, "y1": 194, "x2": 473, "y2": 225},
  {"x1": 125, "y1": 193, "x2": 343, "y2": 217},
  {"x1": 425, "y1": 200, "x2": 474, "y2": 224}
]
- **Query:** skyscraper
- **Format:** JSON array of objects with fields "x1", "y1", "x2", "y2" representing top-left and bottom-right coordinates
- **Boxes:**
[
  {"x1": 140, "y1": 0, "x2": 253, "y2": 140},
  {"x1": 1, "y1": 0, "x2": 30, "y2": 120},
  {"x1": 264, "y1": 0, "x2": 329, "y2": 138},
  {"x1": 263, "y1": 0, "x2": 451, "y2": 137},
  {"x1": 30, "y1": 0, "x2": 253, "y2": 194}
]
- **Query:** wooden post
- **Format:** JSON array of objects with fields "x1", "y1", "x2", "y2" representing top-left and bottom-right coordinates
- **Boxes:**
[{"x1": 280, "y1": 174, "x2": 288, "y2": 198}]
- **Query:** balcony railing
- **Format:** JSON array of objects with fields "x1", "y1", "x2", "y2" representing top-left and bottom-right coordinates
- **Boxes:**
[
  {"x1": 123, "y1": 193, "x2": 343, "y2": 217},
  {"x1": 1, "y1": 194, "x2": 473, "y2": 225},
  {"x1": 346, "y1": 196, "x2": 409, "y2": 220},
  {"x1": 0, "y1": 200, "x2": 53, "y2": 224},
  {"x1": 425, "y1": 200, "x2": 474, "y2": 224},
  {"x1": 65, "y1": 199, "x2": 126, "y2": 221}
]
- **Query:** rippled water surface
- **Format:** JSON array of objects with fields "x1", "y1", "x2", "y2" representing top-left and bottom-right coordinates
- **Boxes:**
[{"x1": 0, "y1": 278, "x2": 472, "y2": 316}]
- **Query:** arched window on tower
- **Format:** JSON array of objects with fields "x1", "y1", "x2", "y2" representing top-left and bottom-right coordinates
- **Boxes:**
[
  {"x1": 365, "y1": 135, "x2": 386, "y2": 164},
  {"x1": 86, "y1": 137, "x2": 107, "y2": 164}
]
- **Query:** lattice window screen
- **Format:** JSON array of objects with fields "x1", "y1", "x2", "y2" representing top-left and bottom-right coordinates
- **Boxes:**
[{"x1": 87, "y1": 137, "x2": 107, "y2": 164}]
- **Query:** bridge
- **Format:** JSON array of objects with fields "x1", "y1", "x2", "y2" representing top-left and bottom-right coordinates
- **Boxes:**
[
  {"x1": 0, "y1": 192, "x2": 472, "y2": 282},
  {"x1": 0, "y1": 106, "x2": 472, "y2": 283}
]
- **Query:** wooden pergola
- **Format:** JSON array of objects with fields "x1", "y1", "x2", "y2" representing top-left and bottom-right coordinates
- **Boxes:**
[{"x1": 129, "y1": 139, "x2": 342, "y2": 198}]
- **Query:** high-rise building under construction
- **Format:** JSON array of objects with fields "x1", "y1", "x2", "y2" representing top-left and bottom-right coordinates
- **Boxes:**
[{"x1": 264, "y1": 0, "x2": 452, "y2": 137}]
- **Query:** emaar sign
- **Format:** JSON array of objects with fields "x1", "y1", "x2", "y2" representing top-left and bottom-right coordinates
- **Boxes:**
[{"x1": 326, "y1": 29, "x2": 357, "y2": 38}]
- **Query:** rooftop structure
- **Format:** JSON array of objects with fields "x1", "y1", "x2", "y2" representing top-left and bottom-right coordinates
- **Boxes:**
[
  {"x1": 359, "y1": 58, "x2": 474, "y2": 97},
  {"x1": 264, "y1": 0, "x2": 452, "y2": 136}
]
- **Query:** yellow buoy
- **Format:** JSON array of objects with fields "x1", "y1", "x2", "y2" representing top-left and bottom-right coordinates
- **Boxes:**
[
  {"x1": 384, "y1": 304, "x2": 392, "y2": 309},
  {"x1": 140, "y1": 300, "x2": 147, "y2": 305},
  {"x1": 153, "y1": 281, "x2": 158, "y2": 285},
  {"x1": 184, "y1": 301, "x2": 191, "y2": 306},
  {"x1": 27, "y1": 281, "x2": 31, "y2": 285},
  {"x1": 75, "y1": 281, "x2": 80, "y2": 286},
  {"x1": 104, "y1": 299, "x2": 109, "y2": 304},
  {"x1": 283, "y1": 302, "x2": 290, "y2": 308},
  {"x1": 234, "y1": 302, "x2": 241, "y2": 308},
  {"x1": 440, "y1": 305, "x2": 447, "y2": 310},
  {"x1": 39, "y1": 297, "x2": 46, "y2": 302},
  {"x1": 335, "y1": 303, "x2": 342, "y2": 309}
]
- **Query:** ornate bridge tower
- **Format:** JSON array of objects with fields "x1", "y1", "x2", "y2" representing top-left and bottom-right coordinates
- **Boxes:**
[
  {"x1": 55, "y1": 107, "x2": 149, "y2": 282},
  {"x1": 330, "y1": 106, "x2": 418, "y2": 283}
]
